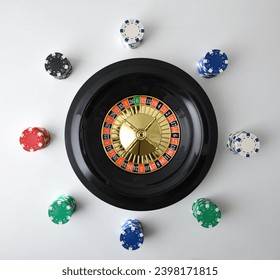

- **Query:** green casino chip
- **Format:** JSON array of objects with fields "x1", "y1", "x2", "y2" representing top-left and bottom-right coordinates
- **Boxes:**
[
  {"x1": 195, "y1": 201, "x2": 221, "y2": 228},
  {"x1": 48, "y1": 199, "x2": 74, "y2": 225}
]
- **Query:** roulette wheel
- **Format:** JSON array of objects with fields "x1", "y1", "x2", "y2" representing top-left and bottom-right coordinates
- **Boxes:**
[{"x1": 65, "y1": 58, "x2": 218, "y2": 210}]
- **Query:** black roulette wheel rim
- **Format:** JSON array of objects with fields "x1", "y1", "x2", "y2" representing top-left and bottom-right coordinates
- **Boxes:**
[{"x1": 65, "y1": 58, "x2": 218, "y2": 210}]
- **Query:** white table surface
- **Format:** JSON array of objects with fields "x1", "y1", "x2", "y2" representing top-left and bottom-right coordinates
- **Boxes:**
[{"x1": 1, "y1": 0, "x2": 280, "y2": 260}]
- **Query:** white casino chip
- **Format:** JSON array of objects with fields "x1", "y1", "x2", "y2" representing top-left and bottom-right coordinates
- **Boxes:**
[
  {"x1": 120, "y1": 19, "x2": 145, "y2": 49},
  {"x1": 233, "y1": 132, "x2": 260, "y2": 157}
]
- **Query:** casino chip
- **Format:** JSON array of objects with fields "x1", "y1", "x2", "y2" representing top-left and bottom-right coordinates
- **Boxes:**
[
  {"x1": 19, "y1": 127, "x2": 50, "y2": 152},
  {"x1": 192, "y1": 198, "x2": 221, "y2": 228},
  {"x1": 227, "y1": 131, "x2": 260, "y2": 157},
  {"x1": 120, "y1": 219, "x2": 144, "y2": 250},
  {"x1": 48, "y1": 195, "x2": 76, "y2": 225},
  {"x1": 197, "y1": 49, "x2": 228, "y2": 78},
  {"x1": 120, "y1": 19, "x2": 145, "y2": 49},
  {"x1": 45, "y1": 52, "x2": 72, "y2": 79}
]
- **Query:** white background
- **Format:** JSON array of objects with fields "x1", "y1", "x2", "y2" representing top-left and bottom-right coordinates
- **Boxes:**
[{"x1": 0, "y1": 0, "x2": 280, "y2": 260}]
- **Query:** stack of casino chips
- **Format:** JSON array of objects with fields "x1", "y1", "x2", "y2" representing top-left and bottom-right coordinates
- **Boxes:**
[
  {"x1": 19, "y1": 127, "x2": 50, "y2": 152},
  {"x1": 227, "y1": 131, "x2": 260, "y2": 158},
  {"x1": 120, "y1": 19, "x2": 145, "y2": 49},
  {"x1": 45, "y1": 52, "x2": 72, "y2": 79},
  {"x1": 48, "y1": 195, "x2": 76, "y2": 225},
  {"x1": 120, "y1": 219, "x2": 144, "y2": 250},
  {"x1": 197, "y1": 49, "x2": 228, "y2": 78},
  {"x1": 192, "y1": 198, "x2": 221, "y2": 228}
]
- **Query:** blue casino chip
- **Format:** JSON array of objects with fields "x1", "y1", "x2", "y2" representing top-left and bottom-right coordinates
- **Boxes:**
[
  {"x1": 202, "y1": 49, "x2": 228, "y2": 75},
  {"x1": 120, "y1": 227, "x2": 144, "y2": 250}
]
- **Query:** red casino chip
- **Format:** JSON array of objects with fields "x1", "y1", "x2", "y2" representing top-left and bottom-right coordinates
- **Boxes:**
[{"x1": 19, "y1": 127, "x2": 50, "y2": 152}]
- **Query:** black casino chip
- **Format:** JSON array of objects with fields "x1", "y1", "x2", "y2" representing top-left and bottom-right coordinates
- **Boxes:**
[{"x1": 45, "y1": 52, "x2": 72, "y2": 79}]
